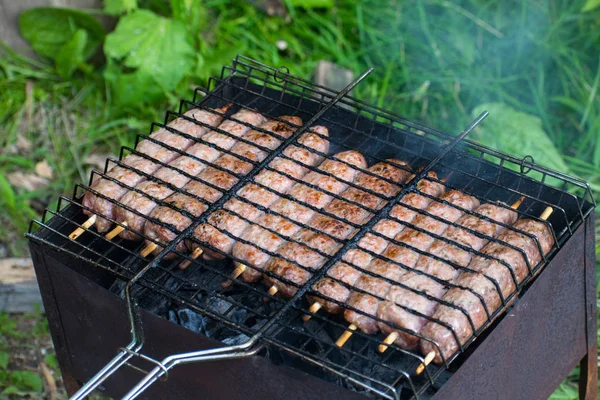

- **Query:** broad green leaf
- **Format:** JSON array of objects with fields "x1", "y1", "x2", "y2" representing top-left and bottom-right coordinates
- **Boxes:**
[
  {"x1": 472, "y1": 103, "x2": 570, "y2": 177},
  {"x1": 104, "y1": 0, "x2": 138, "y2": 15},
  {"x1": 171, "y1": 0, "x2": 205, "y2": 36},
  {"x1": 9, "y1": 371, "x2": 43, "y2": 392},
  {"x1": 19, "y1": 8, "x2": 104, "y2": 60},
  {"x1": 0, "y1": 352, "x2": 8, "y2": 369},
  {"x1": 55, "y1": 29, "x2": 88, "y2": 79},
  {"x1": 103, "y1": 60, "x2": 164, "y2": 108},
  {"x1": 582, "y1": 0, "x2": 600, "y2": 12},
  {"x1": 104, "y1": 9, "x2": 195, "y2": 92}
]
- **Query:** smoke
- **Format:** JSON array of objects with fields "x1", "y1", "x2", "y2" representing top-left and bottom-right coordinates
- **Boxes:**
[{"x1": 358, "y1": 0, "x2": 557, "y2": 132}]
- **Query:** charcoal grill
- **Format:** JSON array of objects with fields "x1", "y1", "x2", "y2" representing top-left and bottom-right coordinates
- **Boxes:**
[{"x1": 27, "y1": 56, "x2": 597, "y2": 399}]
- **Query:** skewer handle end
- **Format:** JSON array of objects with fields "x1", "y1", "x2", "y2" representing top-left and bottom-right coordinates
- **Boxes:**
[
  {"x1": 415, "y1": 351, "x2": 435, "y2": 375},
  {"x1": 378, "y1": 331, "x2": 399, "y2": 353},
  {"x1": 511, "y1": 196, "x2": 525, "y2": 210},
  {"x1": 221, "y1": 263, "x2": 247, "y2": 289},
  {"x1": 140, "y1": 242, "x2": 158, "y2": 258},
  {"x1": 335, "y1": 324, "x2": 357, "y2": 347},
  {"x1": 540, "y1": 206, "x2": 553, "y2": 221},
  {"x1": 179, "y1": 247, "x2": 203, "y2": 270},
  {"x1": 302, "y1": 302, "x2": 322, "y2": 322},
  {"x1": 69, "y1": 215, "x2": 97, "y2": 240},
  {"x1": 105, "y1": 221, "x2": 127, "y2": 240},
  {"x1": 267, "y1": 286, "x2": 278, "y2": 296}
]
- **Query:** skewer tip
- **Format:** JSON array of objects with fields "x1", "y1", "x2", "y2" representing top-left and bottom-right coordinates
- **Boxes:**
[
  {"x1": 540, "y1": 206, "x2": 553, "y2": 221},
  {"x1": 221, "y1": 263, "x2": 247, "y2": 288},
  {"x1": 267, "y1": 286, "x2": 278, "y2": 296},
  {"x1": 440, "y1": 171, "x2": 453, "y2": 183},
  {"x1": 140, "y1": 242, "x2": 158, "y2": 258},
  {"x1": 511, "y1": 196, "x2": 525, "y2": 210},
  {"x1": 302, "y1": 302, "x2": 323, "y2": 322},
  {"x1": 179, "y1": 247, "x2": 203, "y2": 270},
  {"x1": 105, "y1": 221, "x2": 127, "y2": 240},
  {"x1": 69, "y1": 215, "x2": 97, "y2": 240},
  {"x1": 415, "y1": 351, "x2": 436, "y2": 375},
  {"x1": 335, "y1": 324, "x2": 357, "y2": 347},
  {"x1": 378, "y1": 331, "x2": 399, "y2": 353}
]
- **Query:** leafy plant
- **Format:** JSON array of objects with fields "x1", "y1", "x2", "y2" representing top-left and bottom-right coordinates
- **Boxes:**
[
  {"x1": 0, "y1": 351, "x2": 8, "y2": 370},
  {"x1": 19, "y1": 7, "x2": 105, "y2": 77},
  {"x1": 103, "y1": 8, "x2": 195, "y2": 108},
  {"x1": 104, "y1": 0, "x2": 138, "y2": 15},
  {"x1": 582, "y1": 0, "x2": 600, "y2": 12},
  {"x1": 1, "y1": 370, "x2": 44, "y2": 395}
]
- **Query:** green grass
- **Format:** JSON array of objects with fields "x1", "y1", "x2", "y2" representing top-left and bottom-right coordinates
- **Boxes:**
[{"x1": 0, "y1": 0, "x2": 599, "y2": 397}]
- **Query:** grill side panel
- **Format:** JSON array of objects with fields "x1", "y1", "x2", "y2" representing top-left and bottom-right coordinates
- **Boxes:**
[
  {"x1": 29, "y1": 241, "x2": 370, "y2": 400},
  {"x1": 432, "y1": 216, "x2": 594, "y2": 400}
]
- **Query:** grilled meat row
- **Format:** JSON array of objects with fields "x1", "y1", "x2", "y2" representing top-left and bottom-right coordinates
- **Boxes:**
[{"x1": 80, "y1": 105, "x2": 555, "y2": 365}]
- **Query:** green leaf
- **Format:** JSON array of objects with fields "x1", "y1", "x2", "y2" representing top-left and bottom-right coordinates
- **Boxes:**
[
  {"x1": 582, "y1": 0, "x2": 600, "y2": 12},
  {"x1": 104, "y1": 9, "x2": 195, "y2": 93},
  {"x1": 9, "y1": 371, "x2": 43, "y2": 392},
  {"x1": 0, "y1": 352, "x2": 8, "y2": 369},
  {"x1": 171, "y1": 0, "x2": 205, "y2": 36},
  {"x1": 0, "y1": 385, "x2": 24, "y2": 396},
  {"x1": 104, "y1": 0, "x2": 138, "y2": 15},
  {"x1": 288, "y1": 0, "x2": 333, "y2": 9},
  {"x1": 19, "y1": 7, "x2": 104, "y2": 60},
  {"x1": 0, "y1": 173, "x2": 16, "y2": 211},
  {"x1": 44, "y1": 354, "x2": 58, "y2": 370},
  {"x1": 103, "y1": 60, "x2": 163, "y2": 108},
  {"x1": 471, "y1": 103, "x2": 570, "y2": 178},
  {"x1": 55, "y1": 29, "x2": 88, "y2": 79}
]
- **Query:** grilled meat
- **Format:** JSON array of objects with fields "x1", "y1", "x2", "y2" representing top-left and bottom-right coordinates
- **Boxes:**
[
  {"x1": 82, "y1": 107, "x2": 227, "y2": 232},
  {"x1": 263, "y1": 160, "x2": 412, "y2": 298},
  {"x1": 420, "y1": 217, "x2": 554, "y2": 364},
  {"x1": 377, "y1": 202, "x2": 519, "y2": 350},
  {"x1": 191, "y1": 126, "x2": 329, "y2": 260},
  {"x1": 232, "y1": 150, "x2": 368, "y2": 283},
  {"x1": 309, "y1": 172, "x2": 446, "y2": 314},
  {"x1": 344, "y1": 190, "x2": 479, "y2": 335}
]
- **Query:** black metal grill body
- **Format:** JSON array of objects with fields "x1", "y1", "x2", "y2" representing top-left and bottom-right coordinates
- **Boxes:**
[
  {"x1": 29, "y1": 212, "x2": 596, "y2": 399},
  {"x1": 26, "y1": 57, "x2": 597, "y2": 399}
]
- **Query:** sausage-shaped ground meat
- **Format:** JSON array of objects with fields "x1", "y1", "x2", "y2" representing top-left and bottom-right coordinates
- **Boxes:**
[
  {"x1": 233, "y1": 150, "x2": 368, "y2": 283},
  {"x1": 141, "y1": 115, "x2": 298, "y2": 253},
  {"x1": 263, "y1": 160, "x2": 411, "y2": 298},
  {"x1": 309, "y1": 172, "x2": 445, "y2": 314},
  {"x1": 82, "y1": 107, "x2": 227, "y2": 232},
  {"x1": 192, "y1": 126, "x2": 329, "y2": 260},
  {"x1": 344, "y1": 190, "x2": 480, "y2": 335},
  {"x1": 420, "y1": 217, "x2": 554, "y2": 364},
  {"x1": 115, "y1": 110, "x2": 270, "y2": 241},
  {"x1": 376, "y1": 202, "x2": 518, "y2": 350}
]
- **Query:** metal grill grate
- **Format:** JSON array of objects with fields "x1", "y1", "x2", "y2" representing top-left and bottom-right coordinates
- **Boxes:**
[{"x1": 27, "y1": 56, "x2": 595, "y2": 400}]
